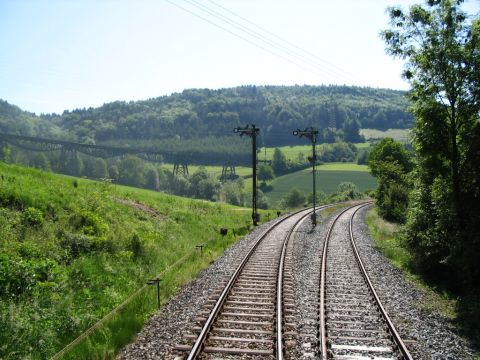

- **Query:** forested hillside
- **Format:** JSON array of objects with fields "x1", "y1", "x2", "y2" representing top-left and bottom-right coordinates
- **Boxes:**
[
  {"x1": 0, "y1": 100, "x2": 63, "y2": 138},
  {"x1": 1, "y1": 85, "x2": 412, "y2": 148}
]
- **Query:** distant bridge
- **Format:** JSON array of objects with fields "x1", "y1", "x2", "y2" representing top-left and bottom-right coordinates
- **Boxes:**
[{"x1": 0, "y1": 133, "x2": 251, "y2": 175}]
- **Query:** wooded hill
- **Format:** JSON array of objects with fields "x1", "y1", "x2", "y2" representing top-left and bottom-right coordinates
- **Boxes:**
[{"x1": 1, "y1": 85, "x2": 412, "y2": 149}]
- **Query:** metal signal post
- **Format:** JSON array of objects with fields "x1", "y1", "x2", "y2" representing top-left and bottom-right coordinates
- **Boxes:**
[
  {"x1": 234, "y1": 124, "x2": 260, "y2": 226},
  {"x1": 293, "y1": 127, "x2": 319, "y2": 226}
]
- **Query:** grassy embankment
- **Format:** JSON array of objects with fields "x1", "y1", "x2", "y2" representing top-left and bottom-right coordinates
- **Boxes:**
[
  {"x1": 0, "y1": 162, "x2": 276, "y2": 359},
  {"x1": 366, "y1": 208, "x2": 480, "y2": 353}
]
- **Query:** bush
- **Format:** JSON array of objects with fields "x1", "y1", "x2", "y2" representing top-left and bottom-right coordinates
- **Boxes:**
[
  {"x1": 328, "y1": 182, "x2": 364, "y2": 202},
  {"x1": 376, "y1": 182, "x2": 409, "y2": 223},
  {"x1": 59, "y1": 232, "x2": 95, "y2": 259},
  {"x1": 283, "y1": 188, "x2": 306, "y2": 208},
  {"x1": 22, "y1": 207, "x2": 44, "y2": 227},
  {"x1": 70, "y1": 210, "x2": 109, "y2": 238},
  {"x1": 0, "y1": 254, "x2": 64, "y2": 299},
  {"x1": 129, "y1": 234, "x2": 144, "y2": 259}
]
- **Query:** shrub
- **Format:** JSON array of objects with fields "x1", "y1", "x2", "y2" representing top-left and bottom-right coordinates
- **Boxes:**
[
  {"x1": 284, "y1": 188, "x2": 306, "y2": 208},
  {"x1": 22, "y1": 207, "x2": 44, "y2": 227},
  {"x1": 70, "y1": 210, "x2": 109, "y2": 238},
  {"x1": 59, "y1": 232, "x2": 95, "y2": 259},
  {"x1": 129, "y1": 234, "x2": 144, "y2": 259}
]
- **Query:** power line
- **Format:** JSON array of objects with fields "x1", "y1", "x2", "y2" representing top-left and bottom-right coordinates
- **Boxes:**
[
  {"x1": 182, "y1": 0, "x2": 350, "y2": 81},
  {"x1": 204, "y1": 0, "x2": 354, "y2": 80},
  {"x1": 164, "y1": 0, "x2": 332, "y2": 79},
  {"x1": 165, "y1": 0, "x2": 352, "y2": 82}
]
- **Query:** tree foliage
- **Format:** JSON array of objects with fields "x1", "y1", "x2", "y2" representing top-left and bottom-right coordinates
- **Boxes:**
[
  {"x1": 283, "y1": 187, "x2": 306, "y2": 208},
  {"x1": 272, "y1": 148, "x2": 288, "y2": 175},
  {"x1": 382, "y1": 0, "x2": 480, "y2": 291},
  {"x1": 257, "y1": 164, "x2": 274, "y2": 184},
  {"x1": 1, "y1": 85, "x2": 413, "y2": 149},
  {"x1": 368, "y1": 138, "x2": 412, "y2": 223}
]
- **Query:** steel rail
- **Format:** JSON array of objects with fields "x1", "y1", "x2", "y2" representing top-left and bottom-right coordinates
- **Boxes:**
[
  {"x1": 276, "y1": 207, "x2": 313, "y2": 359},
  {"x1": 318, "y1": 202, "x2": 412, "y2": 360},
  {"x1": 318, "y1": 204, "x2": 358, "y2": 359},
  {"x1": 349, "y1": 204, "x2": 413, "y2": 360},
  {"x1": 186, "y1": 205, "x2": 326, "y2": 359}
]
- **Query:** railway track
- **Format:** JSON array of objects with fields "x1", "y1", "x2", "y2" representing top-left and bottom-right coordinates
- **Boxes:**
[
  {"x1": 173, "y1": 202, "x2": 413, "y2": 359},
  {"x1": 318, "y1": 203, "x2": 413, "y2": 359},
  {"x1": 174, "y1": 206, "x2": 324, "y2": 359}
]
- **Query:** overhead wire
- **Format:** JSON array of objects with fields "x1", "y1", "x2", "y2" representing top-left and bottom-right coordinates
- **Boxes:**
[
  {"x1": 165, "y1": 0, "x2": 354, "y2": 83},
  {"x1": 181, "y1": 0, "x2": 349, "y2": 82},
  {"x1": 204, "y1": 0, "x2": 354, "y2": 80},
  {"x1": 164, "y1": 0, "x2": 333, "y2": 79}
]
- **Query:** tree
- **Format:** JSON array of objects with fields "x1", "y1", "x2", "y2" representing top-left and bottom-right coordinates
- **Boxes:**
[
  {"x1": 197, "y1": 177, "x2": 220, "y2": 201},
  {"x1": 368, "y1": 138, "x2": 412, "y2": 222},
  {"x1": 108, "y1": 164, "x2": 119, "y2": 182},
  {"x1": 257, "y1": 164, "x2": 274, "y2": 184},
  {"x1": 382, "y1": 0, "x2": 480, "y2": 289},
  {"x1": 308, "y1": 190, "x2": 326, "y2": 204},
  {"x1": 145, "y1": 167, "x2": 160, "y2": 191},
  {"x1": 90, "y1": 158, "x2": 108, "y2": 179},
  {"x1": 31, "y1": 153, "x2": 51, "y2": 171},
  {"x1": 118, "y1": 155, "x2": 146, "y2": 187},
  {"x1": 283, "y1": 188, "x2": 306, "y2": 208},
  {"x1": 256, "y1": 189, "x2": 270, "y2": 209},
  {"x1": 221, "y1": 179, "x2": 244, "y2": 206},
  {"x1": 1, "y1": 146, "x2": 11, "y2": 163},
  {"x1": 62, "y1": 151, "x2": 83, "y2": 177},
  {"x1": 337, "y1": 182, "x2": 363, "y2": 200},
  {"x1": 342, "y1": 118, "x2": 364, "y2": 143},
  {"x1": 272, "y1": 148, "x2": 287, "y2": 175},
  {"x1": 368, "y1": 138, "x2": 412, "y2": 177}
]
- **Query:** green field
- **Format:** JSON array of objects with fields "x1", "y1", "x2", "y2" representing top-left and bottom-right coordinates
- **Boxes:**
[
  {"x1": 258, "y1": 142, "x2": 370, "y2": 162},
  {"x1": 360, "y1": 128, "x2": 411, "y2": 142},
  {"x1": 0, "y1": 162, "x2": 277, "y2": 359},
  {"x1": 264, "y1": 164, "x2": 377, "y2": 205},
  {"x1": 161, "y1": 163, "x2": 252, "y2": 177}
]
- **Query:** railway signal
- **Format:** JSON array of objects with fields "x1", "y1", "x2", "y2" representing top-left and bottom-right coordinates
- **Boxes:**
[
  {"x1": 293, "y1": 127, "x2": 319, "y2": 226},
  {"x1": 234, "y1": 124, "x2": 260, "y2": 226}
]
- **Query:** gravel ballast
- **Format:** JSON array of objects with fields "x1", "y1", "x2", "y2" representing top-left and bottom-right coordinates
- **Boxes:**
[
  {"x1": 118, "y1": 203, "x2": 478, "y2": 359},
  {"x1": 352, "y1": 206, "x2": 477, "y2": 359}
]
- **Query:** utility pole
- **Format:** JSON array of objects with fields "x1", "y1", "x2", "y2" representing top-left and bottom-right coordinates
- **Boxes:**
[
  {"x1": 293, "y1": 127, "x2": 319, "y2": 227},
  {"x1": 234, "y1": 124, "x2": 260, "y2": 226}
]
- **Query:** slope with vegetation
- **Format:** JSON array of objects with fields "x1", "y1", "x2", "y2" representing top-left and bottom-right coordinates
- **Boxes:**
[{"x1": 0, "y1": 162, "x2": 266, "y2": 359}]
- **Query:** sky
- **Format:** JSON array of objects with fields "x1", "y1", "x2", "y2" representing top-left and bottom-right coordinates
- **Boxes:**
[{"x1": 0, "y1": 0, "x2": 479, "y2": 115}]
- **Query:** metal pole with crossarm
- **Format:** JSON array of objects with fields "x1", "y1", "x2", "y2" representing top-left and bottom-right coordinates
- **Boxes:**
[
  {"x1": 293, "y1": 127, "x2": 319, "y2": 226},
  {"x1": 234, "y1": 124, "x2": 260, "y2": 226}
]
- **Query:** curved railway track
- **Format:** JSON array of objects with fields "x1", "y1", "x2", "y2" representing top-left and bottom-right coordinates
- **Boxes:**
[
  {"x1": 175, "y1": 206, "x2": 324, "y2": 359},
  {"x1": 174, "y1": 202, "x2": 413, "y2": 359},
  {"x1": 318, "y1": 203, "x2": 413, "y2": 359}
]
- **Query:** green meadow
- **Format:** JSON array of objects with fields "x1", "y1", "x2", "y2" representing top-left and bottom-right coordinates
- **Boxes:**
[
  {"x1": 258, "y1": 142, "x2": 370, "y2": 162},
  {"x1": 264, "y1": 163, "x2": 377, "y2": 206},
  {"x1": 360, "y1": 128, "x2": 411, "y2": 142}
]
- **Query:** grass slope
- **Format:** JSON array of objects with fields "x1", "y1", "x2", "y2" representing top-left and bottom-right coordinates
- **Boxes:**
[
  {"x1": 265, "y1": 164, "x2": 376, "y2": 205},
  {"x1": 0, "y1": 162, "x2": 273, "y2": 359}
]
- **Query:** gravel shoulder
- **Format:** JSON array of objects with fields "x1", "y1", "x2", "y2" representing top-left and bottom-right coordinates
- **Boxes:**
[{"x1": 353, "y1": 205, "x2": 478, "y2": 359}]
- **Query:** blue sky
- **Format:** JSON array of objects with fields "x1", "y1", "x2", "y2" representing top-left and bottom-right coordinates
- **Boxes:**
[{"x1": 0, "y1": 0, "x2": 478, "y2": 114}]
